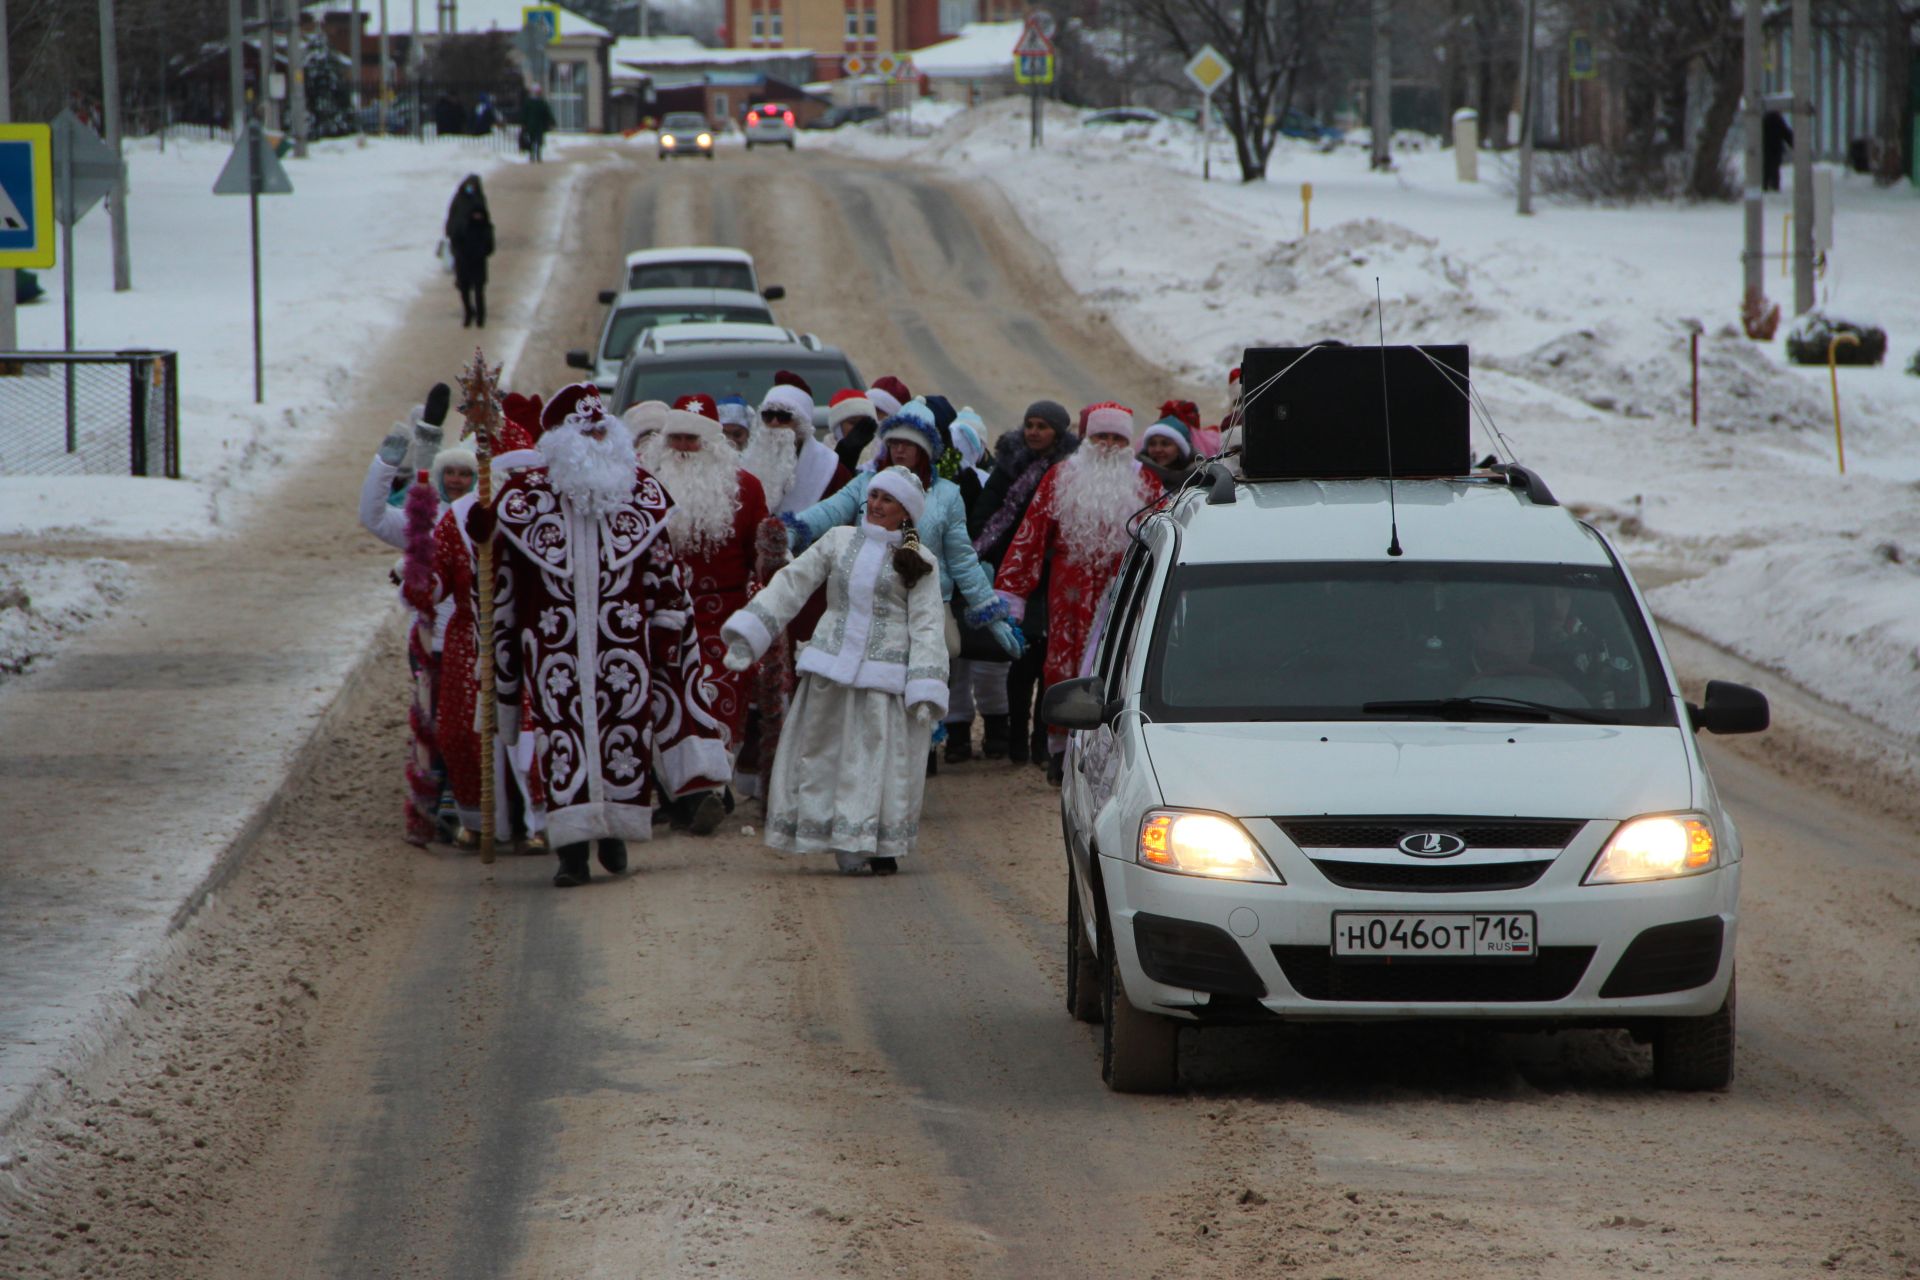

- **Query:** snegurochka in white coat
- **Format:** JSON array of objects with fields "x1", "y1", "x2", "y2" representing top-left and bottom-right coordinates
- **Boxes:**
[{"x1": 722, "y1": 466, "x2": 949, "y2": 874}]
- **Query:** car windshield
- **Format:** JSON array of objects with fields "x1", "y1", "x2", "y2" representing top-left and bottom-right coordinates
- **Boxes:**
[
  {"x1": 1143, "y1": 560, "x2": 1672, "y2": 725},
  {"x1": 627, "y1": 261, "x2": 757, "y2": 292},
  {"x1": 661, "y1": 114, "x2": 706, "y2": 131},
  {"x1": 601, "y1": 305, "x2": 772, "y2": 359},
  {"x1": 616, "y1": 354, "x2": 862, "y2": 413}
]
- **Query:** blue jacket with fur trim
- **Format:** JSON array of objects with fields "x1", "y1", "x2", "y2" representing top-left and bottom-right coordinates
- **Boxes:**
[{"x1": 786, "y1": 471, "x2": 1005, "y2": 627}]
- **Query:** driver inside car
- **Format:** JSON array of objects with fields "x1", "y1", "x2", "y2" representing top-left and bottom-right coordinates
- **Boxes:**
[{"x1": 1458, "y1": 588, "x2": 1591, "y2": 708}]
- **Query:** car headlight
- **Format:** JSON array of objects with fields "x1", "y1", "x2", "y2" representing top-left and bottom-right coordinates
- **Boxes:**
[
  {"x1": 1584, "y1": 813, "x2": 1718, "y2": 885},
  {"x1": 1138, "y1": 810, "x2": 1281, "y2": 883},
  {"x1": 662, "y1": 135, "x2": 677, "y2": 148},
  {"x1": 697, "y1": 133, "x2": 712, "y2": 147}
]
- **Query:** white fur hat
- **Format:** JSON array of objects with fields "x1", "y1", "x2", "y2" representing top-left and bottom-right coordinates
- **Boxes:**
[
  {"x1": 1083, "y1": 402, "x2": 1137, "y2": 444},
  {"x1": 660, "y1": 406, "x2": 722, "y2": 443},
  {"x1": 868, "y1": 464, "x2": 927, "y2": 523},
  {"x1": 759, "y1": 382, "x2": 814, "y2": 425},
  {"x1": 622, "y1": 400, "x2": 670, "y2": 439}
]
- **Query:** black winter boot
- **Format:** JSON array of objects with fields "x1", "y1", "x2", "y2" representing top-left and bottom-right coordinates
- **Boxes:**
[
  {"x1": 982, "y1": 714, "x2": 1010, "y2": 759},
  {"x1": 1047, "y1": 753, "x2": 1065, "y2": 787},
  {"x1": 596, "y1": 838, "x2": 628, "y2": 873},
  {"x1": 553, "y1": 842, "x2": 592, "y2": 887},
  {"x1": 475, "y1": 287, "x2": 487, "y2": 328},
  {"x1": 944, "y1": 719, "x2": 974, "y2": 764}
]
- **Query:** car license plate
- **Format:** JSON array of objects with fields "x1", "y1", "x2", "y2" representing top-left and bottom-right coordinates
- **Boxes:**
[{"x1": 1331, "y1": 912, "x2": 1536, "y2": 959}]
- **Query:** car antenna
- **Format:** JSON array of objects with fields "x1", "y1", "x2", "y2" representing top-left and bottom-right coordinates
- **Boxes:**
[{"x1": 1376, "y1": 277, "x2": 1403, "y2": 557}]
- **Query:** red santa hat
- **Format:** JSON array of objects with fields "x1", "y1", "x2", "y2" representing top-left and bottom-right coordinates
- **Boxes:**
[
  {"x1": 1227, "y1": 366, "x2": 1243, "y2": 403},
  {"x1": 502, "y1": 391, "x2": 545, "y2": 440},
  {"x1": 1158, "y1": 399, "x2": 1201, "y2": 433},
  {"x1": 542, "y1": 383, "x2": 612, "y2": 435},
  {"x1": 759, "y1": 376, "x2": 815, "y2": 426},
  {"x1": 674, "y1": 392, "x2": 720, "y2": 421},
  {"x1": 868, "y1": 464, "x2": 927, "y2": 523},
  {"x1": 1082, "y1": 401, "x2": 1137, "y2": 445},
  {"x1": 661, "y1": 406, "x2": 722, "y2": 444},
  {"x1": 827, "y1": 387, "x2": 876, "y2": 433},
  {"x1": 866, "y1": 375, "x2": 911, "y2": 421}
]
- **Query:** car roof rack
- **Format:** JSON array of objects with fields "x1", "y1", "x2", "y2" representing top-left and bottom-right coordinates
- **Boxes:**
[{"x1": 1483, "y1": 462, "x2": 1559, "y2": 507}]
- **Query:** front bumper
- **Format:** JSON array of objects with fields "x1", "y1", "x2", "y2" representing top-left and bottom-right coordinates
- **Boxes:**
[{"x1": 1099, "y1": 819, "x2": 1738, "y2": 1023}]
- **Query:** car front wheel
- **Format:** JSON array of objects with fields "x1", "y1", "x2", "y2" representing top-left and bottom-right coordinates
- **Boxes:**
[
  {"x1": 1065, "y1": 864, "x2": 1101, "y2": 1023},
  {"x1": 1652, "y1": 975, "x2": 1735, "y2": 1091},
  {"x1": 1101, "y1": 926, "x2": 1178, "y2": 1093}
]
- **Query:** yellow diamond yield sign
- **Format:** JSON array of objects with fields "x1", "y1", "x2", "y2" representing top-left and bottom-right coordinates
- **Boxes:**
[{"x1": 1184, "y1": 45, "x2": 1232, "y2": 96}]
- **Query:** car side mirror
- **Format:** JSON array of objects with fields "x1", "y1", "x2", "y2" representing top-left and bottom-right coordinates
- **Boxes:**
[
  {"x1": 565, "y1": 349, "x2": 593, "y2": 371},
  {"x1": 762, "y1": 285, "x2": 786, "y2": 302},
  {"x1": 597, "y1": 290, "x2": 616, "y2": 305},
  {"x1": 1043, "y1": 676, "x2": 1113, "y2": 732},
  {"x1": 1687, "y1": 680, "x2": 1769, "y2": 735}
]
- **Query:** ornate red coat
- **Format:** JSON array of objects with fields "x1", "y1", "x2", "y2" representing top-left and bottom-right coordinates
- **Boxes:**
[
  {"x1": 491, "y1": 464, "x2": 731, "y2": 846},
  {"x1": 670, "y1": 468, "x2": 771, "y2": 758},
  {"x1": 994, "y1": 460, "x2": 1162, "y2": 689}
]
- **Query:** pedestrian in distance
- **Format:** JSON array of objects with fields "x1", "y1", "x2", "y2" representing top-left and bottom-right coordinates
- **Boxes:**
[
  {"x1": 721, "y1": 467, "x2": 949, "y2": 875},
  {"x1": 445, "y1": 175, "x2": 494, "y2": 329},
  {"x1": 520, "y1": 86, "x2": 556, "y2": 163},
  {"x1": 472, "y1": 91, "x2": 499, "y2": 136}
]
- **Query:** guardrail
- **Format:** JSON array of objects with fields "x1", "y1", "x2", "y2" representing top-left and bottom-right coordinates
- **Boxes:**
[{"x1": 0, "y1": 350, "x2": 181, "y2": 479}]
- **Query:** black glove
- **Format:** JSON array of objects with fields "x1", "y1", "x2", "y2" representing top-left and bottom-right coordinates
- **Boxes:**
[
  {"x1": 466, "y1": 502, "x2": 497, "y2": 544},
  {"x1": 423, "y1": 382, "x2": 452, "y2": 427}
]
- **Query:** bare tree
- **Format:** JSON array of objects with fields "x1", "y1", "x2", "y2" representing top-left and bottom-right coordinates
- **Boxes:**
[{"x1": 1124, "y1": 0, "x2": 1342, "y2": 181}]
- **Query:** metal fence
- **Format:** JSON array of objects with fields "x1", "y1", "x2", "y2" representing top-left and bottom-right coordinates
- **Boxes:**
[{"x1": 0, "y1": 351, "x2": 181, "y2": 479}]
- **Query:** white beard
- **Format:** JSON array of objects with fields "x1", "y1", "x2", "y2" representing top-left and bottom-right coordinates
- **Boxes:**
[
  {"x1": 652, "y1": 447, "x2": 743, "y2": 557},
  {"x1": 739, "y1": 425, "x2": 800, "y2": 506},
  {"x1": 1055, "y1": 446, "x2": 1144, "y2": 565},
  {"x1": 542, "y1": 418, "x2": 638, "y2": 520}
]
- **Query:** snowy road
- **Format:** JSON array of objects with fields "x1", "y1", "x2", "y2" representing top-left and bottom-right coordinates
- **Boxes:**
[{"x1": 4, "y1": 148, "x2": 1918, "y2": 1279}]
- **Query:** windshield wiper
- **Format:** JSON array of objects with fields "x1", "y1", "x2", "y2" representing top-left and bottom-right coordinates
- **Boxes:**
[{"x1": 1360, "y1": 696, "x2": 1612, "y2": 725}]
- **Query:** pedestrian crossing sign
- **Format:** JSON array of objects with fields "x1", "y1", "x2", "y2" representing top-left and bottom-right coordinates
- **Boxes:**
[{"x1": 0, "y1": 124, "x2": 55, "y2": 269}]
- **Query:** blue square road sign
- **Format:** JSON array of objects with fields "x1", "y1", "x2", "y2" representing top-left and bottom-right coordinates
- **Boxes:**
[{"x1": 0, "y1": 125, "x2": 56, "y2": 268}]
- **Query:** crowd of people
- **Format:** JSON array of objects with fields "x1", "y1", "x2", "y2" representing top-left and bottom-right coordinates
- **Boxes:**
[{"x1": 357, "y1": 362, "x2": 1243, "y2": 885}]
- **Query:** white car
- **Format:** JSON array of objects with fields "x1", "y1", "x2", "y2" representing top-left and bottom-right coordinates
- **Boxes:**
[
  {"x1": 1049, "y1": 399, "x2": 1769, "y2": 1094},
  {"x1": 632, "y1": 321, "x2": 823, "y2": 353},
  {"x1": 620, "y1": 246, "x2": 784, "y2": 302},
  {"x1": 565, "y1": 288, "x2": 779, "y2": 391},
  {"x1": 743, "y1": 101, "x2": 797, "y2": 149}
]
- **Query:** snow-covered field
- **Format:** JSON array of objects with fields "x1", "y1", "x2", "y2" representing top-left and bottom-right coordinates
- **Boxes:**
[
  {"x1": 817, "y1": 100, "x2": 1920, "y2": 747},
  {"x1": 0, "y1": 131, "x2": 530, "y2": 673}
]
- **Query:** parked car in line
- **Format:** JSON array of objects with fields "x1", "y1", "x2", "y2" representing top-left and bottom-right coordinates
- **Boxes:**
[
  {"x1": 1083, "y1": 107, "x2": 1166, "y2": 127},
  {"x1": 609, "y1": 336, "x2": 863, "y2": 433},
  {"x1": 657, "y1": 111, "x2": 715, "y2": 159},
  {"x1": 803, "y1": 104, "x2": 883, "y2": 131},
  {"x1": 1049, "y1": 392, "x2": 1767, "y2": 1094},
  {"x1": 743, "y1": 101, "x2": 797, "y2": 149},
  {"x1": 1278, "y1": 108, "x2": 1342, "y2": 144},
  {"x1": 620, "y1": 247, "x2": 783, "y2": 301},
  {"x1": 566, "y1": 288, "x2": 780, "y2": 391},
  {"x1": 631, "y1": 322, "x2": 825, "y2": 354}
]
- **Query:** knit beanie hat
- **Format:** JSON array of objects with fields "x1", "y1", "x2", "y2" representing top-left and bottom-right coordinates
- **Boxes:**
[
  {"x1": 1024, "y1": 399, "x2": 1071, "y2": 435},
  {"x1": 951, "y1": 408, "x2": 987, "y2": 469},
  {"x1": 827, "y1": 388, "x2": 876, "y2": 434},
  {"x1": 431, "y1": 444, "x2": 479, "y2": 502},
  {"x1": 715, "y1": 394, "x2": 752, "y2": 427},
  {"x1": 1082, "y1": 401, "x2": 1137, "y2": 444},
  {"x1": 1158, "y1": 399, "x2": 1201, "y2": 434},
  {"x1": 868, "y1": 464, "x2": 927, "y2": 523},
  {"x1": 1140, "y1": 414, "x2": 1193, "y2": 459},
  {"x1": 867, "y1": 375, "x2": 912, "y2": 421},
  {"x1": 878, "y1": 397, "x2": 942, "y2": 464}
]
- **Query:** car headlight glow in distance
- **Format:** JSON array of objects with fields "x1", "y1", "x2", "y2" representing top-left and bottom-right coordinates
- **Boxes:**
[
  {"x1": 1585, "y1": 814, "x2": 1717, "y2": 884},
  {"x1": 1137, "y1": 810, "x2": 1281, "y2": 883},
  {"x1": 697, "y1": 133, "x2": 713, "y2": 146},
  {"x1": 662, "y1": 135, "x2": 677, "y2": 147}
]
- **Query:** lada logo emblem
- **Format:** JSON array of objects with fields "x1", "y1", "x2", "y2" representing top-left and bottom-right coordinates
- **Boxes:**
[{"x1": 1399, "y1": 832, "x2": 1466, "y2": 858}]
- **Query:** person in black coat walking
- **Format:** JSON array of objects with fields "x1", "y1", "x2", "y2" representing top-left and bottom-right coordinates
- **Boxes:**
[{"x1": 446, "y1": 175, "x2": 495, "y2": 328}]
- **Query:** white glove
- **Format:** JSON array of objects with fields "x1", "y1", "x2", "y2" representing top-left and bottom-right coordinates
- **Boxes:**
[
  {"x1": 409, "y1": 417, "x2": 444, "y2": 473},
  {"x1": 376, "y1": 424, "x2": 410, "y2": 466},
  {"x1": 722, "y1": 638, "x2": 755, "y2": 672},
  {"x1": 910, "y1": 701, "x2": 937, "y2": 729}
]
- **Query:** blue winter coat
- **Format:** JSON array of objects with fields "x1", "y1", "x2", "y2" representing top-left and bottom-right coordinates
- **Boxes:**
[{"x1": 787, "y1": 471, "x2": 1006, "y2": 627}]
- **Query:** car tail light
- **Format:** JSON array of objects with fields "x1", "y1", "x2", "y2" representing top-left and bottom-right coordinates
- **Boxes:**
[
  {"x1": 747, "y1": 111, "x2": 759, "y2": 125},
  {"x1": 783, "y1": 110, "x2": 794, "y2": 125}
]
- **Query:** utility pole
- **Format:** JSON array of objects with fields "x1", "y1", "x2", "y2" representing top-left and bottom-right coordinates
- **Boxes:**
[
  {"x1": 287, "y1": 0, "x2": 308, "y2": 156},
  {"x1": 351, "y1": 0, "x2": 363, "y2": 119},
  {"x1": 378, "y1": 0, "x2": 391, "y2": 134},
  {"x1": 1515, "y1": 0, "x2": 1538, "y2": 215},
  {"x1": 0, "y1": 0, "x2": 14, "y2": 353},
  {"x1": 1741, "y1": 0, "x2": 1763, "y2": 312},
  {"x1": 228, "y1": 0, "x2": 246, "y2": 139},
  {"x1": 259, "y1": 0, "x2": 279, "y2": 133},
  {"x1": 1370, "y1": 0, "x2": 1391, "y2": 171},
  {"x1": 1790, "y1": 0, "x2": 1814, "y2": 314},
  {"x1": 100, "y1": 0, "x2": 132, "y2": 291}
]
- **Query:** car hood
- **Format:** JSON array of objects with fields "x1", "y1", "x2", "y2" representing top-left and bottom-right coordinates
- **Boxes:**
[{"x1": 1140, "y1": 720, "x2": 1693, "y2": 821}]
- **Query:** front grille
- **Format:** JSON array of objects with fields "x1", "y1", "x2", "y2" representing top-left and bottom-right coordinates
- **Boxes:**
[
  {"x1": 1272, "y1": 946, "x2": 1594, "y2": 1002},
  {"x1": 1133, "y1": 913, "x2": 1267, "y2": 998},
  {"x1": 1310, "y1": 858, "x2": 1553, "y2": 892},
  {"x1": 1599, "y1": 917, "x2": 1725, "y2": 998},
  {"x1": 1279, "y1": 817, "x2": 1585, "y2": 851}
]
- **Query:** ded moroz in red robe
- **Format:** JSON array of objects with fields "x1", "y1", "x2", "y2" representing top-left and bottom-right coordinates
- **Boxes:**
[
  {"x1": 667, "y1": 468, "x2": 770, "y2": 756},
  {"x1": 490, "y1": 463, "x2": 732, "y2": 847}
]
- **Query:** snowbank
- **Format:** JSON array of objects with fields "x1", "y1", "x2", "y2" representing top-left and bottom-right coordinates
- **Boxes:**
[{"x1": 820, "y1": 98, "x2": 1920, "y2": 742}]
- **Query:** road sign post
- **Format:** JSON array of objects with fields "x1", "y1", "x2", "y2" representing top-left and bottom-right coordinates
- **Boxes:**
[
  {"x1": 1183, "y1": 45, "x2": 1232, "y2": 182},
  {"x1": 1012, "y1": 18, "x2": 1055, "y2": 149},
  {"x1": 50, "y1": 110, "x2": 125, "y2": 447},
  {"x1": 214, "y1": 120, "x2": 293, "y2": 403}
]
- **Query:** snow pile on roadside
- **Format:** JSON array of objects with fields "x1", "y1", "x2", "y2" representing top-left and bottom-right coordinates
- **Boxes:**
[
  {"x1": 0, "y1": 556, "x2": 135, "y2": 678},
  {"x1": 819, "y1": 97, "x2": 1920, "y2": 743}
]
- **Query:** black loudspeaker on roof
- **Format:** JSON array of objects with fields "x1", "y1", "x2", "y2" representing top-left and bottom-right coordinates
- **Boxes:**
[{"x1": 1238, "y1": 344, "x2": 1471, "y2": 481}]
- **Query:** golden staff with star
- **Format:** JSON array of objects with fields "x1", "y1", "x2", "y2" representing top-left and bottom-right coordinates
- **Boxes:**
[{"x1": 457, "y1": 349, "x2": 505, "y2": 866}]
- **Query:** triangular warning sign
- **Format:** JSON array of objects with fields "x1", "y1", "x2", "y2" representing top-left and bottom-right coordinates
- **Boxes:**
[
  {"x1": 1012, "y1": 19, "x2": 1053, "y2": 58},
  {"x1": 213, "y1": 129, "x2": 293, "y2": 197}
]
